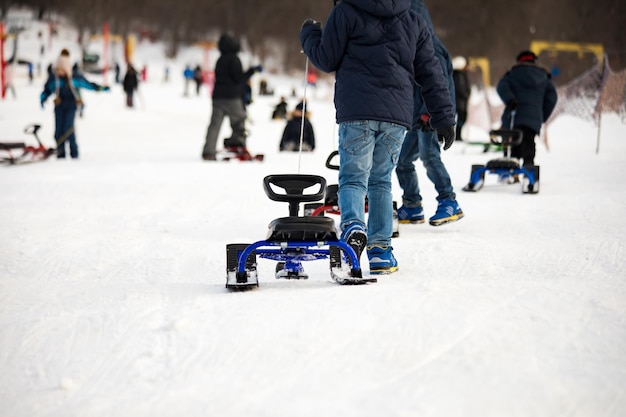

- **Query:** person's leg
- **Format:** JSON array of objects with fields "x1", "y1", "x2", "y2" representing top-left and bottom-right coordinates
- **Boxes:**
[
  {"x1": 337, "y1": 121, "x2": 375, "y2": 235},
  {"x1": 395, "y1": 129, "x2": 423, "y2": 207},
  {"x1": 366, "y1": 121, "x2": 405, "y2": 273},
  {"x1": 55, "y1": 107, "x2": 75, "y2": 158},
  {"x1": 54, "y1": 108, "x2": 65, "y2": 158},
  {"x1": 203, "y1": 100, "x2": 226, "y2": 157},
  {"x1": 456, "y1": 110, "x2": 467, "y2": 141},
  {"x1": 520, "y1": 126, "x2": 537, "y2": 167},
  {"x1": 66, "y1": 110, "x2": 78, "y2": 158},
  {"x1": 366, "y1": 121, "x2": 405, "y2": 247},
  {"x1": 419, "y1": 129, "x2": 463, "y2": 225},
  {"x1": 226, "y1": 99, "x2": 248, "y2": 147},
  {"x1": 419, "y1": 129, "x2": 455, "y2": 203}
]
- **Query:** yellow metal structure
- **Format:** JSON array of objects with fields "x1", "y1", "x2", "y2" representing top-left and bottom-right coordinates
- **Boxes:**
[
  {"x1": 468, "y1": 56, "x2": 491, "y2": 87},
  {"x1": 530, "y1": 41, "x2": 604, "y2": 62}
]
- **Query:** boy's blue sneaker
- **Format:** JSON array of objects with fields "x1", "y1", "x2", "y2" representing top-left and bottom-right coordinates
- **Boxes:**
[
  {"x1": 429, "y1": 199, "x2": 464, "y2": 226},
  {"x1": 341, "y1": 223, "x2": 367, "y2": 262},
  {"x1": 367, "y1": 245, "x2": 398, "y2": 275},
  {"x1": 397, "y1": 205, "x2": 425, "y2": 224}
]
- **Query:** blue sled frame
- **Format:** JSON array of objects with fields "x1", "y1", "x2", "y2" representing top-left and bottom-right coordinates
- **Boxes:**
[{"x1": 225, "y1": 174, "x2": 376, "y2": 290}]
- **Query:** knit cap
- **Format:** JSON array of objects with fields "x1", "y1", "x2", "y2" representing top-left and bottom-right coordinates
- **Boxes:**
[{"x1": 56, "y1": 49, "x2": 73, "y2": 75}]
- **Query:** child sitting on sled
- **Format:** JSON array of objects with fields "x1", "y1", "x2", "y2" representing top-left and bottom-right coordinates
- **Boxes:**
[{"x1": 279, "y1": 101, "x2": 315, "y2": 152}]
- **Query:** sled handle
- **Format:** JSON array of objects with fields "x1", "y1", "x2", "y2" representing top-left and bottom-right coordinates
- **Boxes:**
[
  {"x1": 263, "y1": 174, "x2": 326, "y2": 216},
  {"x1": 325, "y1": 150, "x2": 340, "y2": 171},
  {"x1": 24, "y1": 124, "x2": 41, "y2": 135}
]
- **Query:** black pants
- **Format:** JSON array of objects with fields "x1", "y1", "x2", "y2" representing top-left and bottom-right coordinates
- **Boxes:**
[
  {"x1": 508, "y1": 125, "x2": 537, "y2": 167},
  {"x1": 455, "y1": 109, "x2": 467, "y2": 141}
]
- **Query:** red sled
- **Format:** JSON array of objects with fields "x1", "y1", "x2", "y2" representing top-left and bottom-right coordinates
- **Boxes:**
[
  {"x1": 218, "y1": 146, "x2": 264, "y2": 162},
  {"x1": 0, "y1": 124, "x2": 55, "y2": 165}
]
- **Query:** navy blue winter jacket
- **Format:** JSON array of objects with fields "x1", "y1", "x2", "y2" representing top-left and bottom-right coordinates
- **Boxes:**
[
  {"x1": 413, "y1": 34, "x2": 455, "y2": 127},
  {"x1": 497, "y1": 63, "x2": 558, "y2": 134},
  {"x1": 299, "y1": 0, "x2": 455, "y2": 130},
  {"x1": 411, "y1": 0, "x2": 455, "y2": 124}
]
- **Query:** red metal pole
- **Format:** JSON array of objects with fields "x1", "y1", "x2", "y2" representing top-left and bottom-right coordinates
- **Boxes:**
[
  {"x1": 1, "y1": 23, "x2": 6, "y2": 100},
  {"x1": 102, "y1": 22, "x2": 109, "y2": 86}
]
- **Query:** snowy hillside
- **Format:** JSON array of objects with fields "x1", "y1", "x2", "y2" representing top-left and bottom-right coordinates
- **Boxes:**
[{"x1": 1, "y1": 13, "x2": 626, "y2": 417}]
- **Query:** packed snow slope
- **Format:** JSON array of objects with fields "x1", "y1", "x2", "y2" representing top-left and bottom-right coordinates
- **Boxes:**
[{"x1": 1, "y1": 21, "x2": 626, "y2": 417}]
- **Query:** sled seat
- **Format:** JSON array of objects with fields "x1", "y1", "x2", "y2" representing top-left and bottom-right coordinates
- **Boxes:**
[
  {"x1": 264, "y1": 174, "x2": 339, "y2": 241},
  {"x1": 486, "y1": 158, "x2": 520, "y2": 170},
  {"x1": 0, "y1": 142, "x2": 26, "y2": 150},
  {"x1": 267, "y1": 216, "x2": 338, "y2": 241}
]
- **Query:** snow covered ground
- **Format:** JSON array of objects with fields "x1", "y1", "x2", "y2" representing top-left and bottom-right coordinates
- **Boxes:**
[{"x1": 1, "y1": 18, "x2": 626, "y2": 417}]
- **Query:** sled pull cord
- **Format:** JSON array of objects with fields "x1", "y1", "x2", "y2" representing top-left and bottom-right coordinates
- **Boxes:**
[{"x1": 297, "y1": 54, "x2": 310, "y2": 174}]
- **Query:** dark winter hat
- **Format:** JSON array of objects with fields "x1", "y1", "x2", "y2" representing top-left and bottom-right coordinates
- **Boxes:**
[
  {"x1": 516, "y1": 50, "x2": 538, "y2": 63},
  {"x1": 296, "y1": 101, "x2": 306, "y2": 111}
]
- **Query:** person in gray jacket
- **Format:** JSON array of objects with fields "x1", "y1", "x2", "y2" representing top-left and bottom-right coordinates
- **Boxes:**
[
  {"x1": 201, "y1": 34, "x2": 261, "y2": 160},
  {"x1": 497, "y1": 51, "x2": 558, "y2": 167}
]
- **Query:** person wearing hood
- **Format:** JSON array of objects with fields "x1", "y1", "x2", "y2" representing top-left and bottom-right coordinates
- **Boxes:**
[
  {"x1": 201, "y1": 34, "x2": 262, "y2": 160},
  {"x1": 300, "y1": 0, "x2": 456, "y2": 275},
  {"x1": 496, "y1": 51, "x2": 557, "y2": 167},
  {"x1": 40, "y1": 48, "x2": 110, "y2": 159}
]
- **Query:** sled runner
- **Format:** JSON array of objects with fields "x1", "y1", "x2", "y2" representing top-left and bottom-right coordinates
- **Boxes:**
[
  {"x1": 462, "y1": 128, "x2": 540, "y2": 194},
  {"x1": 217, "y1": 137, "x2": 264, "y2": 162},
  {"x1": 225, "y1": 174, "x2": 376, "y2": 290},
  {"x1": 303, "y1": 151, "x2": 400, "y2": 237},
  {"x1": 0, "y1": 124, "x2": 55, "y2": 165}
]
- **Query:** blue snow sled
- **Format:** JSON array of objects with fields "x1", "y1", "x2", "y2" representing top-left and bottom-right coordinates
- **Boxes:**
[
  {"x1": 225, "y1": 174, "x2": 376, "y2": 290},
  {"x1": 462, "y1": 129, "x2": 540, "y2": 194}
]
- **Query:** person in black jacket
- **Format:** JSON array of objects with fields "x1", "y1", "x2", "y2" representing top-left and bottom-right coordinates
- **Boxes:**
[
  {"x1": 300, "y1": 0, "x2": 455, "y2": 274},
  {"x1": 201, "y1": 34, "x2": 262, "y2": 160},
  {"x1": 193, "y1": 65, "x2": 203, "y2": 96},
  {"x1": 272, "y1": 96, "x2": 288, "y2": 120},
  {"x1": 123, "y1": 64, "x2": 139, "y2": 108},
  {"x1": 452, "y1": 56, "x2": 471, "y2": 142},
  {"x1": 496, "y1": 51, "x2": 557, "y2": 167},
  {"x1": 279, "y1": 101, "x2": 315, "y2": 152}
]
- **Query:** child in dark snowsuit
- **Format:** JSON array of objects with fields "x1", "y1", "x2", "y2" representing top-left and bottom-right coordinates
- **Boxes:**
[
  {"x1": 496, "y1": 51, "x2": 557, "y2": 167},
  {"x1": 40, "y1": 49, "x2": 109, "y2": 159},
  {"x1": 279, "y1": 102, "x2": 315, "y2": 152}
]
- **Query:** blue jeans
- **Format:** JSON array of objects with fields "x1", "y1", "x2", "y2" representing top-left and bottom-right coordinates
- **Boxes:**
[
  {"x1": 396, "y1": 128, "x2": 455, "y2": 207},
  {"x1": 55, "y1": 105, "x2": 78, "y2": 158},
  {"x1": 338, "y1": 120, "x2": 406, "y2": 247}
]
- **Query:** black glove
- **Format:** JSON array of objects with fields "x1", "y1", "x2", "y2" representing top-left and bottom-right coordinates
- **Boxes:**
[
  {"x1": 302, "y1": 18, "x2": 321, "y2": 29},
  {"x1": 436, "y1": 125, "x2": 456, "y2": 150},
  {"x1": 416, "y1": 113, "x2": 433, "y2": 132},
  {"x1": 506, "y1": 99, "x2": 518, "y2": 111}
]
